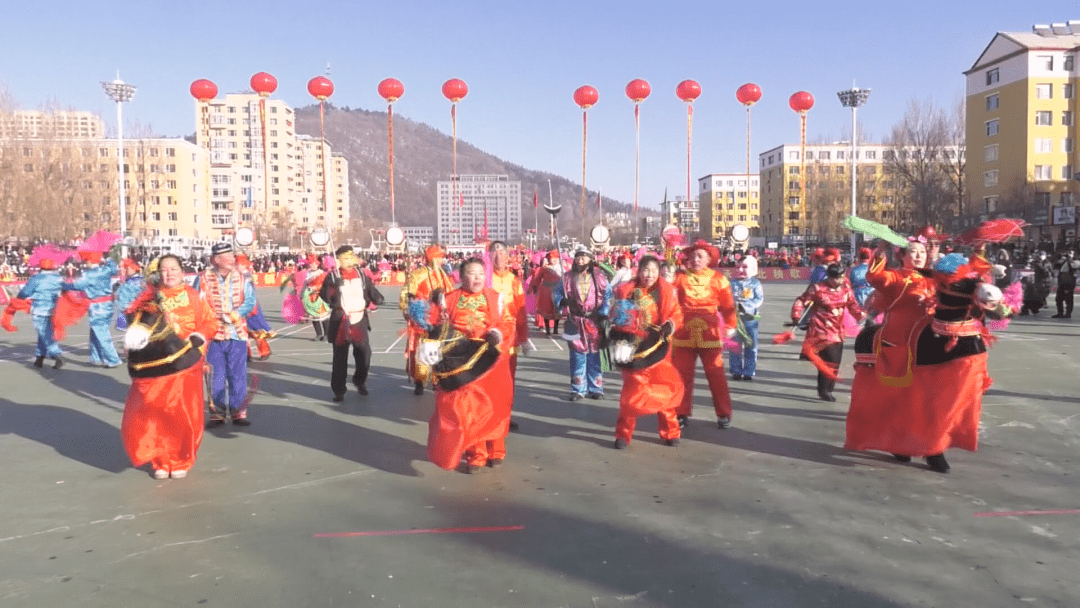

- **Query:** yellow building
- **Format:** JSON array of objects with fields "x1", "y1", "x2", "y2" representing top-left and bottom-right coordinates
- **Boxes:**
[
  {"x1": 0, "y1": 110, "x2": 105, "y2": 139},
  {"x1": 964, "y1": 22, "x2": 1080, "y2": 242},
  {"x1": 759, "y1": 143, "x2": 896, "y2": 245},
  {"x1": 697, "y1": 172, "x2": 760, "y2": 242},
  {"x1": 193, "y1": 93, "x2": 349, "y2": 245}
]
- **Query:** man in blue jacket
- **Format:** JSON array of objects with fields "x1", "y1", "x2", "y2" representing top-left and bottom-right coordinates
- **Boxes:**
[
  {"x1": 11, "y1": 258, "x2": 66, "y2": 368},
  {"x1": 63, "y1": 251, "x2": 121, "y2": 367}
]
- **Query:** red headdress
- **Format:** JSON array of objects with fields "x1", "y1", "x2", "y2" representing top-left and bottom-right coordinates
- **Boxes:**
[
  {"x1": 39, "y1": 258, "x2": 56, "y2": 270},
  {"x1": 811, "y1": 247, "x2": 825, "y2": 263},
  {"x1": 121, "y1": 258, "x2": 141, "y2": 273},
  {"x1": 682, "y1": 240, "x2": 720, "y2": 266},
  {"x1": 547, "y1": 249, "x2": 560, "y2": 260},
  {"x1": 858, "y1": 247, "x2": 872, "y2": 262},
  {"x1": 821, "y1": 248, "x2": 841, "y2": 264},
  {"x1": 424, "y1": 245, "x2": 446, "y2": 262},
  {"x1": 78, "y1": 251, "x2": 102, "y2": 264}
]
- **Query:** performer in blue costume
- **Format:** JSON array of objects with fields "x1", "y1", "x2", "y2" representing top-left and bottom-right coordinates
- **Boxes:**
[
  {"x1": 63, "y1": 251, "x2": 122, "y2": 367},
  {"x1": 848, "y1": 248, "x2": 875, "y2": 310},
  {"x1": 236, "y1": 254, "x2": 275, "y2": 361},
  {"x1": 5, "y1": 258, "x2": 66, "y2": 368},
  {"x1": 728, "y1": 255, "x2": 764, "y2": 381},
  {"x1": 114, "y1": 259, "x2": 145, "y2": 330}
]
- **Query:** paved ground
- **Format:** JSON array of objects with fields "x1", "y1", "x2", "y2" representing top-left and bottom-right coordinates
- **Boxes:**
[{"x1": 0, "y1": 283, "x2": 1077, "y2": 607}]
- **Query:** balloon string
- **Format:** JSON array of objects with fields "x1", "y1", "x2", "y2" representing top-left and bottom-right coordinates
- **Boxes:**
[
  {"x1": 388, "y1": 103, "x2": 395, "y2": 224},
  {"x1": 452, "y1": 104, "x2": 459, "y2": 209},
  {"x1": 800, "y1": 113, "x2": 807, "y2": 211},
  {"x1": 259, "y1": 97, "x2": 268, "y2": 226},
  {"x1": 686, "y1": 103, "x2": 693, "y2": 210},
  {"x1": 746, "y1": 106, "x2": 751, "y2": 238},
  {"x1": 634, "y1": 103, "x2": 640, "y2": 215},
  {"x1": 320, "y1": 101, "x2": 328, "y2": 215},
  {"x1": 581, "y1": 109, "x2": 588, "y2": 241}
]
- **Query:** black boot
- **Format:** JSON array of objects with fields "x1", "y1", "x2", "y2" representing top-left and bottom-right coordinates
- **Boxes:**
[
  {"x1": 414, "y1": 381, "x2": 424, "y2": 396},
  {"x1": 926, "y1": 453, "x2": 950, "y2": 473},
  {"x1": 553, "y1": 320, "x2": 560, "y2": 335},
  {"x1": 893, "y1": 454, "x2": 912, "y2": 462},
  {"x1": 33, "y1": 356, "x2": 44, "y2": 368},
  {"x1": 53, "y1": 356, "x2": 64, "y2": 370}
]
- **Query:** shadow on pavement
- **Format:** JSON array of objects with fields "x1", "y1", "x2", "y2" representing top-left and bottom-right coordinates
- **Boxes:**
[{"x1": 0, "y1": 398, "x2": 129, "y2": 473}]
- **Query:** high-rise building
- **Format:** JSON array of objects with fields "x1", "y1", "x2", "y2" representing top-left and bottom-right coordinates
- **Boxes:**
[
  {"x1": 436, "y1": 175, "x2": 521, "y2": 245},
  {"x1": 697, "y1": 173, "x2": 761, "y2": 241},
  {"x1": 192, "y1": 93, "x2": 349, "y2": 243},
  {"x1": 964, "y1": 22, "x2": 1080, "y2": 243},
  {"x1": 759, "y1": 143, "x2": 896, "y2": 245},
  {"x1": 0, "y1": 110, "x2": 105, "y2": 139},
  {"x1": 659, "y1": 195, "x2": 699, "y2": 234}
]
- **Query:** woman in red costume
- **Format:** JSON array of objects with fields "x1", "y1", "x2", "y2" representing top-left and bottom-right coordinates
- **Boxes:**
[
  {"x1": 527, "y1": 250, "x2": 564, "y2": 335},
  {"x1": 420, "y1": 258, "x2": 514, "y2": 473},
  {"x1": 790, "y1": 263, "x2": 864, "y2": 402},
  {"x1": 847, "y1": 237, "x2": 954, "y2": 472},
  {"x1": 121, "y1": 255, "x2": 219, "y2": 480},
  {"x1": 609, "y1": 256, "x2": 684, "y2": 448}
]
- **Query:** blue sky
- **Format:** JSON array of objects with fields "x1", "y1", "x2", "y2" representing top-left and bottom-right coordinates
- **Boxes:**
[{"x1": 3, "y1": 1, "x2": 1077, "y2": 211}]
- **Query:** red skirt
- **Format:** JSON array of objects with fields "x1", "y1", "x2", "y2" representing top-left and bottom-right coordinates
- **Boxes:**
[
  {"x1": 846, "y1": 353, "x2": 991, "y2": 456},
  {"x1": 121, "y1": 365, "x2": 205, "y2": 472},
  {"x1": 427, "y1": 354, "x2": 513, "y2": 470},
  {"x1": 619, "y1": 356, "x2": 684, "y2": 418}
]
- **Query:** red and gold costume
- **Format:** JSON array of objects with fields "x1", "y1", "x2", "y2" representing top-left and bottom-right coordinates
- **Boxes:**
[
  {"x1": 427, "y1": 288, "x2": 515, "y2": 469},
  {"x1": 527, "y1": 251, "x2": 563, "y2": 331},
  {"x1": 490, "y1": 268, "x2": 529, "y2": 372},
  {"x1": 613, "y1": 278, "x2": 684, "y2": 444},
  {"x1": 399, "y1": 247, "x2": 454, "y2": 385},
  {"x1": 790, "y1": 280, "x2": 863, "y2": 387},
  {"x1": 121, "y1": 285, "x2": 219, "y2": 475},
  {"x1": 671, "y1": 261, "x2": 738, "y2": 419}
]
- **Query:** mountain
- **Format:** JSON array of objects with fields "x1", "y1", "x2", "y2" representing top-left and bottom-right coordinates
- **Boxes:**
[{"x1": 293, "y1": 104, "x2": 648, "y2": 241}]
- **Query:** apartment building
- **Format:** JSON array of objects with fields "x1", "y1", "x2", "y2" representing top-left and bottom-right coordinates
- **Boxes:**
[
  {"x1": 436, "y1": 175, "x2": 522, "y2": 245},
  {"x1": 0, "y1": 110, "x2": 105, "y2": 139},
  {"x1": 697, "y1": 173, "x2": 760, "y2": 241}
]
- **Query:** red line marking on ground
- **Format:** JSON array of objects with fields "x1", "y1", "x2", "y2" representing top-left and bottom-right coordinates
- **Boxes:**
[
  {"x1": 974, "y1": 509, "x2": 1080, "y2": 517},
  {"x1": 314, "y1": 525, "x2": 525, "y2": 538}
]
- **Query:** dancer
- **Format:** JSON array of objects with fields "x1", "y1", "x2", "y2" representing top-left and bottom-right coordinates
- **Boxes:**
[
  {"x1": 552, "y1": 246, "x2": 612, "y2": 401},
  {"x1": 790, "y1": 263, "x2": 864, "y2": 401},
  {"x1": 234, "y1": 254, "x2": 275, "y2": 361},
  {"x1": 488, "y1": 241, "x2": 531, "y2": 431},
  {"x1": 3, "y1": 258, "x2": 65, "y2": 368},
  {"x1": 121, "y1": 254, "x2": 218, "y2": 480},
  {"x1": 609, "y1": 255, "x2": 684, "y2": 448},
  {"x1": 671, "y1": 241, "x2": 738, "y2": 428},
  {"x1": 1052, "y1": 250, "x2": 1079, "y2": 319},
  {"x1": 302, "y1": 255, "x2": 333, "y2": 340},
  {"x1": 528, "y1": 250, "x2": 564, "y2": 335},
  {"x1": 728, "y1": 255, "x2": 763, "y2": 381},
  {"x1": 320, "y1": 245, "x2": 385, "y2": 401},
  {"x1": 400, "y1": 245, "x2": 455, "y2": 395},
  {"x1": 848, "y1": 248, "x2": 874, "y2": 311},
  {"x1": 194, "y1": 242, "x2": 256, "y2": 427},
  {"x1": 114, "y1": 259, "x2": 145, "y2": 331},
  {"x1": 419, "y1": 257, "x2": 514, "y2": 473},
  {"x1": 62, "y1": 250, "x2": 122, "y2": 367}
]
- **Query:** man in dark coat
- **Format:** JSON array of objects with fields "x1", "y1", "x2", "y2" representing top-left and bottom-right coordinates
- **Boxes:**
[{"x1": 320, "y1": 245, "x2": 385, "y2": 401}]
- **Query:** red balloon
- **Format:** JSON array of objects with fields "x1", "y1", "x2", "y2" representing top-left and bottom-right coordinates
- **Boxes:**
[
  {"x1": 676, "y1": 80, "x2": 701, "y2": 102},
  {"x1": 789, "y1": 91, "x2": 815, "y2": 113},
  {"x1": 378, "y1": 78, "x2": 405, "y2": 103},
  {"x1": 250, "y1": 72, "x2": 278, "y2": 97},
  {"x1": 736, "y1": 83, "x2": 762, "y2": 106},
  {"x1": 573, "y1": 85, "x2": 599, "y2": 109},
  {"x1": 189, "y1": 79, "x2": 217, "y2": 102},
  {"x1": 307, "y1": 76, "x2": 334, "y2": 101},
  {"x1": 625, "y1": 78, "x2": 651, "y2": 103},
  {"x1": 442, "y1": 78, "x2": 468, "y2": 103}
]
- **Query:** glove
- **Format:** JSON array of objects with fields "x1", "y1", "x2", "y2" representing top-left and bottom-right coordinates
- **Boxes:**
[
  {"x1": 418, "y1": 340, "x2": 443, "y2": 366},
  {"x1": 518, "y1": 340, "x2": 535, "y2": 356},
  {"x1": 485, "y1": 328, "x2": 503, "y2": 347},
  {"x1": 189, "y1": 332, "x2": 206, "y2": 349},
  {"x1": 125, "y1": 323, "x2": 151, "y2": 351},
  {"x1": 725, "y1": 327, "x2": 737, "y2": 339},
  {"x1": 612, "y1": 340, "x2": 634, "y2": 364},
  {"x1": 661, "y1": 320, "x2": 675, "y2": 337}
]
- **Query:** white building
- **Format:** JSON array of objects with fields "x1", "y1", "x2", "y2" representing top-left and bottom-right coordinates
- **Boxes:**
[
  {"x1": 402, "y1": 226, "x2": 435, "y2": 246},
  {"x1": 660, "y1": 195, "x2": 699, "y2": 234},
  {"x1": 697, "y1": 172, "x2": 761, "y2": 241},
  {"x1": 436, "y1": 175, "x2": 522, "y2": 245}
]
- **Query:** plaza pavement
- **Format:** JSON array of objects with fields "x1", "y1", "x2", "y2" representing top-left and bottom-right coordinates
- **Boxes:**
[{"x1": 0, "y1": 283, "x2": 1076, "y2": 607}]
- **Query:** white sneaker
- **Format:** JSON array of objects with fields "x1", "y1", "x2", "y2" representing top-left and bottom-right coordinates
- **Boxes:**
[
  {"x1": 153, "y1": 469, "x2": 169, "y2": 480},
  {"x1": 170, "y1": 470, "x2": 187, "y2": 479}
]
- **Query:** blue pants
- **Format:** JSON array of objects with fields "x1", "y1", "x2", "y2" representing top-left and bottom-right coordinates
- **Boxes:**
[
  {"x1": 206, "y1": 339, "x2": 249, "y2": 419},
  {"x1": 569, "y1": 349, "x2": 603, "y2": 396},
  {"x1": 87, "y1": 302, "x2": 121, "y2": 367},
  {"x1": 728, "y1": 319, "x2": 759, "y2": 377},
  {"x1": 32, "y1": 315, "x2": 63, "y2": 358},
  {"x1": 247, "y1": 304, "x2": 273, "y2": 333}
]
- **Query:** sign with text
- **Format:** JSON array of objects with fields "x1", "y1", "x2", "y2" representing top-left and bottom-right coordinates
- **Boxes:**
[{"x1": 1053, "y1": 206, "x2": 1076, "y2": 225}]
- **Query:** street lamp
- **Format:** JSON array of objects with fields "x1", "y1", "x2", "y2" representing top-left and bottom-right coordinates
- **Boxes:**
[
  {"x1": 102, "y1": 75, "x2": 136, "y2": 249},
  {"x1": 837, "y1": 86, "x2": 870, "y2": 257}
]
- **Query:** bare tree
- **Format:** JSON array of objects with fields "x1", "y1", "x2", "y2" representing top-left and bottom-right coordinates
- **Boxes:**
[{"x1": 884, "y1": 98, "x2": 965, "y2": 230}]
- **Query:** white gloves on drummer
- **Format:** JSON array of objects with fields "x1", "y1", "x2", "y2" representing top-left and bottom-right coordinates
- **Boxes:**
[
  {"x1": 974, "y1": 283, "x2": 1003, "y2": 310},
  {"x1": 418, "y1": 341, "x2": 443, "y2": 366},
  {"x1": 124, "y1": 324, "x2": 151, "y2": 351},
  {"x1": 612, "y1": 340, "x2": 634, "y2": 364},
  {"x1": 725, "y1": 328, "x2": 737, "y2": 339}
]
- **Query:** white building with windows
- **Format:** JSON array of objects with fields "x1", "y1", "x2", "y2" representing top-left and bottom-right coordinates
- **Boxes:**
[
  {"x1": 697, "y1": 173, "x2": 761, "y2": 241},
  {"x1": 436, "y1": 175, "x2": 522, "y2": 245},
  {"x1": 660, "y1": 195, "x2": 699, "y2": 235}
]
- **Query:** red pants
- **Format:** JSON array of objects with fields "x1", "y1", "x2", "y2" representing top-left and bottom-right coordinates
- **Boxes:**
[
  {"x1": 615, "y1": 411, "x2": 680, "y2": 443},
  {"x1": 465, "y1": 437, "x2": 506, "y2": 466},
  {"x1": 672, "y1": 346, "x2": 732, "y2": 418}
]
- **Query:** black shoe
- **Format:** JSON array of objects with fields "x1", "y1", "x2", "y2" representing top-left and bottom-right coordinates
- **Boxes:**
[
  {"x1": 743, "y1": 375, "x2": 753, "y2": 381},
  {"x1": 665, "y1": 438, "x2": 681, "y2": 447},
  {"x1": 568, "y1": 393, "x2": 583, "y2": 402},
  {"x1": 819, "y1": 391, "x2": 837, "y2": 402},
  {"x1": 461, "y1": 463, "x2": 482, "y2": 474},
  {"x1": 232, "y1": 418, "x2": 252, "y2": 427},
  {"x1": 717, "y1": 416, "x2": 731, "y2": 429},
  {"x1": 205, "y1": 418, "x2": 225, "y2": 429},
  {"x1": 1052, "y1": 314, "x2": 1065, "y2": 318},
  {"x1": 33, "y1": 356, "x2": 44, "y2": 368},
  {"x1": 1066, "y1": 314, "x2": 1073, "y2": 319},
  {"x1": 614, "y1": 437, "x2": 628, "y2": 450},
  {"x1": 486, "y1": 458, "x2": 503, "y2": 468},
  {"x1": 893, "y1": 454, "x2": 912, "y2": 463},
  {"x1": 926, "y1": 454, "x2": 950, "y2": 473},
  {"x1": 508, "y1": 419, "x2": 519, "y2": 432},
  {"x1": 587, "y1": 392, "x2": 604, "y2": 400},
  {"x1": 53, "y1": 356, "x2": 64, "y2": 370},
  {"x1": 332, "y1": 393, "x2": 345, "y2": 402},
  {"x1": 677, "y1": 415, "x2": 688, "y2": 429},
  {"x1": 414, "y1": 381, "x2": 424, "y2": 396}
]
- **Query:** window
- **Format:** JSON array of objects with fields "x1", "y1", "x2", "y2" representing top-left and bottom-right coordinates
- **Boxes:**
[
  {"x1": 865, "y1": 150, "x2": 877, "y2": 159},
  {"x1": 1065, "y1": 138, "x2": 1074, "y2": 153},
  {"x1": 1064, "y1": 192, "x2": 1074, "y2": 206},
  {"x1": 984, "y1": 170, "x2": 998, "y2": 187},
  {"x1": 166, "y1": 148, "x2": 175, "y2": 157},
  {"x1": 788, "y1": 212, "x2": 800, "y2": 220},
  {"x1": 986, "y1": 68, "x2": 999, "y2": 85},
  {"x1": 789, "y1": 151, "x2": 800, "y2": 160},
  {"x1": 1067, "y1": 55, "x2": 1076, "y2": 71},
  {"x1": 836, "y1": 150, "x2": 845, "y2": 160},
  {"x1": 787, "y1": 196, "x2": 800, "y2": 206},
  {"x1": 151, "y1": 212, "x2": 161, "y2": 221},
  {"x1": 167, "y1": 212, "x2": 178, "y2": 221},
  {"x1": 1066, "y1": 84, "x2": 1075, "y2": 99},
  {"x1": 1034, "y1": 165, "x2": 1052, "y2": 180},
  {"x1": 1037, "y1": 55, "x2": 1053, "y2": 70},
  {"x1": 986, "y1": 120, "x2": 1000, "y2": 135},
  {"x1": 818, "y1": 151, "x2": 831, "y2": 160},
  {"x1": 984, "y1": 144, "x2": 999, "y2": 162},
  {"x1": 985, "y1": 94, "x2": 999, "y2": 110},
  {"x1": 1062, "y1": 165, "x2": 1073, "y2": 180},
  {"x1": 788, "y1": 181, "x2": 800, "y2": 190},
  {"x1": 1035, "y1": 138, "x2": 1053, "y2": 153},
  {"x1": 1036, "y1": 83, "x2": 1053, "y2": 99},
  {"x1": 836, "y1": 166, "x2": 845, "y2": 175},
  {"x1": 984, "y1": 196, "x2": 997, "y2": 212},
  {"x1": 788, "y1": 166, "x2": 800, "y2": 175},
  {"x1": 1036, "y1": 111, "x2": 1053, "y2": 126},
  {"x1": 1063, "y1": 111, "x2": 1074, "y2": 126}
]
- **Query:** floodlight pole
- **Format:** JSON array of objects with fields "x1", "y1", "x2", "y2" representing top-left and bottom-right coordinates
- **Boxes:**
[
  {"x1": 102, "y1": 75, "x2": 136, "y2": 255},
  {"x1": 838, "y1": 86, "x2": 870, "y2": 258}
]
